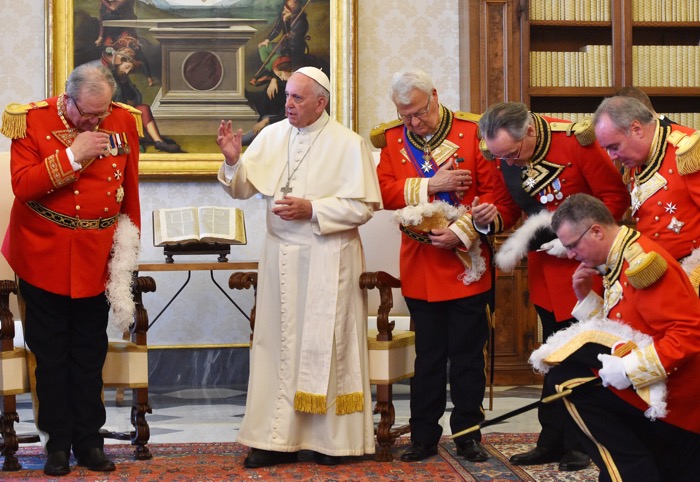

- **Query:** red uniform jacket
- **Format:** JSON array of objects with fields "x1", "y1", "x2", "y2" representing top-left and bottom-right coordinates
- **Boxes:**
[
  {"x1": 2, "y1": 96, "x2": 141, "y2": 298},
  {"x1": 495, "y1": 115, "x2": 630, "y2": 321},
  {"x1": 375, "y1": 109, "x2": 512, "y2": 302},
  {"x1": 604, "y1": 231, "x2": 700, "y2": 433},
  {"x1": 628, "y1": 123, "x2": 700, "y2": 260}
]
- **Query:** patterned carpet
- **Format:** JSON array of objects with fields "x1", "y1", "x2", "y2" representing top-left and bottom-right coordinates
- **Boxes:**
[{"x1": 1, "y1": 433, "x2": 599, "y2": 481}]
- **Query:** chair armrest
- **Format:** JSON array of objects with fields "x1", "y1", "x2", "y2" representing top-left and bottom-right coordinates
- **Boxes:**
[
  {"x1": 229, "y1": 271, "x2": 258, "y2": 337},
  {"x1": 359, "y1": 271, "x2": 402, "y2": 342},
  {"x1": 131, "y1": 275, "x2": 156, "y2": 346},
  {"x1": 0, "y1": 280, "x2": 18, "y2": 352}
]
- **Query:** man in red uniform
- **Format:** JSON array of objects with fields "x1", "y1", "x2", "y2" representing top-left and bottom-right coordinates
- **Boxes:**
[
  {"x1": 1, "y1": 63, "x2": 141, "y2": 476},
  {"x1": 545, "y1": 193, "x2": 700, "y2": 481},
  {"x1": 475, "y1": 102, "x2": 629, "y2": 471},
  {"x1": 371, "y1": 69, "x2": 512, "y2": 463},
  {"x1": 593, "y1": 95, "x2": 700, "y2": 288}
]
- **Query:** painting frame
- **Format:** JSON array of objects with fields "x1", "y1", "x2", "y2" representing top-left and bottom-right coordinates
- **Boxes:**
[{"x1": 45, "y1": 0, "x2": 357, "y2": 180}]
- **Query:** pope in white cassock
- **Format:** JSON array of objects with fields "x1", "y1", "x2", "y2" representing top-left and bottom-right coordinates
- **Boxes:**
[{"x1": 216, "y1": 66, "x2": 383, "y2": 468}]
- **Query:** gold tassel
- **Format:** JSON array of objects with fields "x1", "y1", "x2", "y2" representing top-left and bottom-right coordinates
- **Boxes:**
[
  {"x1": 624, "y1": 242, "x2": 667, "y2": 289},
  {"x1": 1, "y1": 104, "x2": 28, "y2": 139},
  {"x1": 675, "y1": 131, "x2": 700, "y2": 176},
  {"x1": 369, "y1": 119, "x2": 403, "y2": 149},
  {"x1": 294, "y1": 391, "x2": 327, "y2": 414},
  {"x1": 336, "y1": 392, "x2": 364, "y2": 415},
  {"x1": 479, "y1": 139, "x2": 494, "y2": 160},
  {"x1": 369, "y1": 124, "x2": 387, "y2": 149},
  {"x1": 114, "y1": 102, "x2": 144, "y2": 138},
  {"x1": 689, "y1": 263, "x2": 700, "y2": 294},
  {"x1": 572, "y1": 118, "x2": 596, "y2": 146}
]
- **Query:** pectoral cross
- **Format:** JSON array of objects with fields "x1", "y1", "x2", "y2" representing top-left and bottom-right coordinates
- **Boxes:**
[{"x1": 281, "y1": 183, "x2": 293, "y2": 196}]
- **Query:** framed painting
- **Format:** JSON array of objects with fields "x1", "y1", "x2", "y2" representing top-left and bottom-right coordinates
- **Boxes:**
[{"x1": 46, "y1": 0, "x2": 357, "y2": 180}]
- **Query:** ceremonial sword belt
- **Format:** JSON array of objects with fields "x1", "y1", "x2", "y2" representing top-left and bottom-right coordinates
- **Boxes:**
[{"x1": 27, "y1": 200, "x2": 118, "y2": 230}]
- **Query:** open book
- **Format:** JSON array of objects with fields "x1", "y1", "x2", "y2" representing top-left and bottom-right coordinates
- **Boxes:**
[{"x1": 153, "y1": 206, "x2": 246, "y2": 247}]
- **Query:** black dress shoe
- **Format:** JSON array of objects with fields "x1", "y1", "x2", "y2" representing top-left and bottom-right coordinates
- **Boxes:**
[
  {"x1": 510, "y1": 446, "x2": 563, "y2": 465},
  {"x1": 76, "y1": 447, "x2": 115, "y2": 472},
  {"x1": 243, "y1": 448, "x2": 298, "y2": 468},
  {"x1": 313, "y1": 451, "x2": 342, "y2": 466},
  {"x1": 44, "y1": 451, "x2": 70, "y2": 476},
  {"x1": 559, "y1": 450, "x2": 590, "y2": 471},
  {"x1": 456, "y1": 439, "x2": 489, "y2": 462},
  {"x1": 400, "y1": 441, "x2": 438, "y2": 462}
]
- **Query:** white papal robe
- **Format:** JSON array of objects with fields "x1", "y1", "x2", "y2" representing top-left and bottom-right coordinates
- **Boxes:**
[{"x1": 218, "y1": 111, "x2": 382, "y2": 456}]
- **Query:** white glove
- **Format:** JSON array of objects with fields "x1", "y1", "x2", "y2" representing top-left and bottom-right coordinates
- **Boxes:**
[
  {"x1": 598, "y1": 353, "x2": 632, "y2": 390},
  {"x1": 539, "y1": 238, "x2": 568, "y2": 258}
]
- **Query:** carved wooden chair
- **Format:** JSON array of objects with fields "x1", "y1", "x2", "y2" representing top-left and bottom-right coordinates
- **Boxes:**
[
  {"x1": 0, "y1": 279, "x2": 33, "y2": 471},
  {"x1": 0, "y1": 275, "x2": 155, "y2": 470},
  {"x1": 229, "y1": 269, "x2": 415, "y2": 462}
]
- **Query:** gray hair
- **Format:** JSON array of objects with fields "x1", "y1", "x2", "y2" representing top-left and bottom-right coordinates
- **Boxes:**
[
  {"x1": 65, "y1": 63, "x2": 117, "y2": 101},
  {"x1": 390, "y1": 69, "x2": 434, "y2": 105},
  {"x1": 592, "y1": 96, "x2": 655, "y2": 135},
  {"x1": 310, "y1": 80, "x2": 330, "y2": 103},
  {"x1": 551, "y1": 193, "x2": 616, "y2": 232},
  {"x1": 478, "y1": 102, "x2": 531, "y2": 141}
]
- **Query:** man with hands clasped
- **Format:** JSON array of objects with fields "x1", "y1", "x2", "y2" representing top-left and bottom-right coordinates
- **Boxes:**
[
  {"x1": 1, "y1": 63, "x2": 141, "y2": 476},
  {"x1": 372, "y1": 69, "x2": 515, "y2": 464},
  {"x1": 540, "y1": 193, "x2": 700, "y2": 482}
]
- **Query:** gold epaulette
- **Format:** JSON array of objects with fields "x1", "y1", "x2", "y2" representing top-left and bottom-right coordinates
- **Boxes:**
[
  {"x1": 1, "y1": 101, "x2": 49, "y2": 139},
  {"x1": 667, "y1": 129, "x2": 700, "y2": 175},
  {"x1": 479, "y1": 138, "x2": 495, "y2": 161},
  {"x1": 454, "y1": 111, "x2": 483, "y2": 139},
  {"x1": 623, "y1": 242, "x2": 667, "y2": 289},
  {"x1": 369, "y1": 119, "x2": 403, "y2": 149},
  {"x1": 454, "y1": 111, "x2": 481, "y2": 124},
  {"x1": 550, "y1": 118, "x2": 596, "y2": 146},
  {"x1": 113, "y1": 102, "x2": 144, "y2": 138}
]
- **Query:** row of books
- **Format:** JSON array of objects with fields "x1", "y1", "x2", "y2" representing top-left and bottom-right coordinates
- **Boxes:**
[
  {"x1": 529, "y1": 0, "x2": 700, "y2": 22},
  {"x1": 632, "y1": 45, "x2": 700, "y2": 87},
  {"x1": 540, "y1": 113, "x2": 700, "y2": 131},
  {"x1": 529, "y1": 0, "x2": 610, "y2": 22},
  {"x1": 530, "y1": 46, "x2": 612, "y2": 88},
  {"x1": 631, "y1": 0, "x2": 700, "y2": 22}
]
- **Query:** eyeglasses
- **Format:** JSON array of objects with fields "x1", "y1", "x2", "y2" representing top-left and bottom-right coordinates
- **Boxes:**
[
  {"x1": 71, "y1": 97, "x2": 112, "y2": 120},
  {"x1": 562, "y1": 225, "x2": 593, "y2": 251},
  {"x1": 497, "y1": 138, "x2": 524, "y2": 162},
  {"x1": 397, "y1": 97, "x2": 431, "y2": 122}
]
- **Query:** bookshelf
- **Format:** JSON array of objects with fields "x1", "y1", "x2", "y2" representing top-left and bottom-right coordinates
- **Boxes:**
[
  {"x1": 462, "y1": 0, "x2": 700, "y2": 386},
  {"x1": 524, "y1": 0, "x2": 700, "y2": 128}
]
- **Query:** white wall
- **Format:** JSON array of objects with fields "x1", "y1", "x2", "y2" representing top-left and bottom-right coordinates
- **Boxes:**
[{"x1": 0, "y1": 0, "x2": 463, "y2": 345}]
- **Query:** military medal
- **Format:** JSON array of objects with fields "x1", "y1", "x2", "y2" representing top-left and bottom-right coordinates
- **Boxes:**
[
  {"x1": 422, "y1": 145, "x2": 431, "y2": 162},
  {"x1": 553, "y1": 179, "x2": 563, "y2": 200},
  {"x1": 525, "y1": 162, "x2": 537, "y2": 180},
  {"x1": 108, "y1": 134, "x2": 118, "y2": 156},
  {"x1": 115, "y1": 133, "x2": 124, "y2": 155},
  {"x1": 122, "y1": 132, "x2": 131, "y2": 154}
]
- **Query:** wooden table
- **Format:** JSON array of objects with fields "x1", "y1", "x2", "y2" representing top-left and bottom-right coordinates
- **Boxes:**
[{"x1": 137, "y1": 260, "x2": 258, "y2": 331}]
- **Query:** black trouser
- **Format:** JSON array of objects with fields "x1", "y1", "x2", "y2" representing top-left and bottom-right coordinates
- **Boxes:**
[
  {"x1": 20, "y1": 279, "x2": 109, "y2": 456},
  {"x1": 548, "y1": 362, "x2": 700, "y2": 482},
  {"x1": 534, "y1": 306, "x2": 581, "y2": 451},
  {"x1": 405, "y1": 291, "x2": 490, "y2": 445}
]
